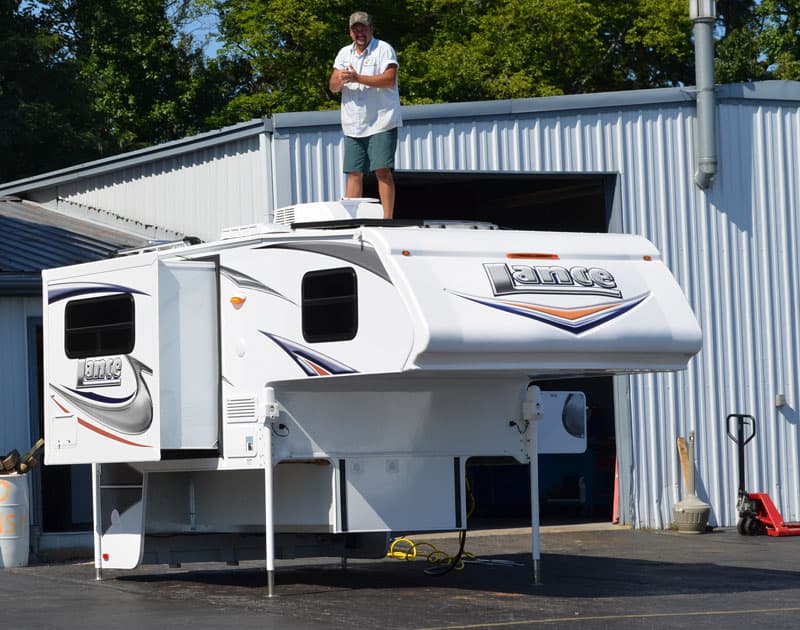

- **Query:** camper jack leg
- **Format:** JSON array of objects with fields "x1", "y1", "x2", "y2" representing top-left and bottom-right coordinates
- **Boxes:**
[
  {"x1": 264, "y1": 448, "x2": 276, "y2": 596},
  {"x1": 525, "y1": 386, "x2": 544, "y2": 585},
  {"x1": 91, "y1": 464, "x2": 103, "y2": 581},
  {"x1": 263, "y1": 386, "x2": 280, "y2": 596}
]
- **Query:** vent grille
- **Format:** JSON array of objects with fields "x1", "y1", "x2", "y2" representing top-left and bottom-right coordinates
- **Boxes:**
[
  {"x1": 274, "y1": 206, "x2": 295, "y2": 225},
  {"x1": 225, "y1": 395, "x2": 257, "y2": 423}
]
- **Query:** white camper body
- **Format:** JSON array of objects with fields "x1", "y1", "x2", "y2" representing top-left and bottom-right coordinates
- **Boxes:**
[{"x1": 42, "y1": 201, "x2": 701, "y2": 588}]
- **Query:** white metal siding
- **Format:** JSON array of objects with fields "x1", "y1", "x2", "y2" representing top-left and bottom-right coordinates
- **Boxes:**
[
  {"x1": 57, "y1": 136, "x2": 270, "y2": 242},
  {"x1": 627, "y1": 101, "x2": 800, "y2": 528},
  {"x1": 272, "y1": 129, "x2": 344, "y2": 209}
]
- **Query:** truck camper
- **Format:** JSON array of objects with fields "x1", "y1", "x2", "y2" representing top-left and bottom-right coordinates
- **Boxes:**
[{"x1": 42, "y1": 199, "x2": 701, "y2": 592}]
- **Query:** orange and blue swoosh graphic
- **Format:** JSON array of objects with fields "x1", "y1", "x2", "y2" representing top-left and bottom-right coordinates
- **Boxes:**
[
  {"x1": 260, "y1": 332, "x2": 357, "y2": 376},
  {"x1": 448, "y1": 291, "x2": 650, "y2": 334}
]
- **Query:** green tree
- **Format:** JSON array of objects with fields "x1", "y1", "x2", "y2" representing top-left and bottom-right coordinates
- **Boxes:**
[
  {"x1": 715, "y1": 0, "x2": 766, "y2": 82},
  {"x1": 756, "y1": 0, "x2": 800, "y2": 80},
  {"x1": 2, "y1": 0, "x2": 248, "y2": 180},
  {"x1": 0, "y1": 0, "x2": 99, "y2": 182},
  {"x1": 399, "y1": 0, "x2": 694, "y2": 102},
  {"x1": 40, "y1": 0, "x2": 218, "y2": 150},
  {"x1": 201, "y1": 0, "x2": 696, "y2": 117},
  {"x1": 714, "y1": 0, "x2": 800, "y2": 82},
  {"x1": 198, "y1": 0, "x2": 354, "y2": 118}
]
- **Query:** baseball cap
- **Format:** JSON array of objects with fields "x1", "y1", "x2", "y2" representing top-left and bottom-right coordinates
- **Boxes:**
[{"x1": 349, "y1": 11, "x2": 372, "y2": 27}]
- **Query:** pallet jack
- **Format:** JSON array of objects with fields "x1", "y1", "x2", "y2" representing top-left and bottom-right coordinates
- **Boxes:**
[{"x1": 727, "y1": 413, "x2": 800, "y2": 536}]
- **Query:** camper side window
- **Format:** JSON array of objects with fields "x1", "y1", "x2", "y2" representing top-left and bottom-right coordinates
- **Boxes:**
[
  {"x1": 302, "y1": 268, "x2": 357, "y2": 342},
  {"x1": 64, "y1": 294, "x2": 135, "y2": 358}
]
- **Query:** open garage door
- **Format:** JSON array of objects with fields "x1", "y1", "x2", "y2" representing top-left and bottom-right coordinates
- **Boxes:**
[{"x1": 391, "y1": 171, "x2": 613, "y2": 231}]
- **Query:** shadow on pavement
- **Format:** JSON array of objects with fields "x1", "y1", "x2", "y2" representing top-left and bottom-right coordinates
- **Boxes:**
[{"x1": 117, "y1": 548, "x2": 800, "y2": 599}]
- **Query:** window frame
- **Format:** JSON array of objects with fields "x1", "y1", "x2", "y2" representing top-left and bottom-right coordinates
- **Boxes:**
[
  {"x1": 64, "y1": 293, "x2": 136, "y2": 359},
  {"x1": 301, "y1": 267, "x2": 358, "y2": 343}
]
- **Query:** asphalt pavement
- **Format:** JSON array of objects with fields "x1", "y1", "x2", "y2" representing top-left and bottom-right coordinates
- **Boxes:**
[{"x1": 3, "y1": 524, "x2": 800, "y2": 629}]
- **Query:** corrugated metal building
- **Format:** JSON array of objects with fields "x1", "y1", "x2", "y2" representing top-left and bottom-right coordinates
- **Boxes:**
[{"x1": 2, "y1": 80, "x2": 800, "y2": 532}]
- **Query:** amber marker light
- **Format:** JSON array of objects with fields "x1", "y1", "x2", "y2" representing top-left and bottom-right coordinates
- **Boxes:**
[
  {"x1": 643, "y1": 255, "x2": 652, "y2": 261},
  {"x1": 401, "y1": 250, "x2": 411, "y2": 257},
  {"x1": 506, "y1": 253, "x2": 560, "y2": 260},
  {"x1": 230, "y1": 296, "x2": 246, "y2": 309}
]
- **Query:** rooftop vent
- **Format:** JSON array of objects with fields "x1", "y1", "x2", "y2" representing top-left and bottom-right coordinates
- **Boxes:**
[
  {"x1": 220, "y1": 223, "x2": 291, "y2": 240},
  {"x1": 273, "y1": 199, "x2": 383, "y2": 225}
]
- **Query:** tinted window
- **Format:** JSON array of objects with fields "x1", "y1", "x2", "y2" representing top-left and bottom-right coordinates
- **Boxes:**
[
  {"x1": 302, "y1": 268, "x2": 357, "y2": 342},
  {"x1": 65, "y1": 294, "x2": 135, "y2": 358}
]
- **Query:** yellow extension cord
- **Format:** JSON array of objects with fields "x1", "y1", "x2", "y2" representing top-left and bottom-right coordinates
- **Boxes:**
[
  {"x1": 386, "y1": 479, "x2": 477, "y2": 572},
  {"x1": 386, "y1": 536, "x2": 474, "y2": 571}
]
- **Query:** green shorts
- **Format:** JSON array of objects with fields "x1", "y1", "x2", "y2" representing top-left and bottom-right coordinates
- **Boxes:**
[{"x1": 343, "y1": 128, "x2": 398, "y2": 174}]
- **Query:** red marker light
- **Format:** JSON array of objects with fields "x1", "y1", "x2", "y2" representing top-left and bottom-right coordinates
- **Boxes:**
[{"x1": 506, "y1": 253, "x2": 560, "y2": 260}]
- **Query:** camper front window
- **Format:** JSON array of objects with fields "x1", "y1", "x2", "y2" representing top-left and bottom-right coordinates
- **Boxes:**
[
  {"x1": 302, "y1": 268, "x2": 357, "y2": 342},
  {"x1": 64, "y1": 293, "x2": 135, "y2": 358}
]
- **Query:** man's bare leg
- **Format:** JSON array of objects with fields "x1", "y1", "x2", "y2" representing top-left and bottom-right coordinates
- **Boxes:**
[
  {"x1": 375, "y1": 168, "x2": 395, "y2": 219},
  {"x1": 346, "y1": 171, "x2": 364, "y2": 198}
]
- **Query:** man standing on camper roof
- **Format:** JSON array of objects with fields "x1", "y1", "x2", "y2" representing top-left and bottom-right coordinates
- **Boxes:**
[{"x1": 329, "y1": 11, "x2": 402, "y2": 219}]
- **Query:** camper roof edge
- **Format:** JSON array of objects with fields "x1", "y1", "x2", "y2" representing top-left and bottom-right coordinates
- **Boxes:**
[{"x1": 218, "y1": 200, "x2": 500, "y2": 240}]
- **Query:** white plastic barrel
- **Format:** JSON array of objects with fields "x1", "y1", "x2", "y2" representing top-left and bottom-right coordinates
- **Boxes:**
[{"x1": 0, "y1": 474, "x2": 29, "y2": 568}]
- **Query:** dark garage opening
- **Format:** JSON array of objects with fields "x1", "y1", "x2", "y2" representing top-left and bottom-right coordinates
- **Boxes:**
[
  {"x1": 366, "y1": 171, "x2": 619, "y2": 525},
  {"x1": 392, "y1": 171, "x2": 612, "y2": 232}
]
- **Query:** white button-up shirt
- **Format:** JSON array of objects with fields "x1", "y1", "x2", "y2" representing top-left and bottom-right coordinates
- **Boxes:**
[{"x1": 333, "y1": 37, "x2": 403, "y2": 138}]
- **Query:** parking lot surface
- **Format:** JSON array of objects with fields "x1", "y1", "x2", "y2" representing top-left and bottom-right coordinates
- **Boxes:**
[{"x1": 3, "y1": 524, "x2": 800, "y2": 629}]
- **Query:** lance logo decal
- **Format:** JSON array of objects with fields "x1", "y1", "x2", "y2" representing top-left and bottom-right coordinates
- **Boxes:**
[
  {"x1": 50, "y1": 355, "x2": 154, "y2": 438},
  {"x1": 484, "y1": 262, "x2": 622, "y2": 298}
]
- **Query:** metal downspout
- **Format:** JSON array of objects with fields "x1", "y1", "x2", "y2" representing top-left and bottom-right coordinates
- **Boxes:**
[
  {"x1": 261, "y1": 118, "x2": 276, "y2": 223},
  {"x1": 691, "y1": 1, "x2": 718, "y2": 189}
]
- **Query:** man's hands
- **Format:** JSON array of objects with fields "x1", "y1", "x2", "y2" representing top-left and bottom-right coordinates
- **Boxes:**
[
  {"x1": 329, "y1": 66, "x2": 357, "y2": 93},
  {"x1": 329, "y1": 63, "x2": 397, "y2": 93},
  {"x1": 340, "y1": 66, "x2": 359, "y2": 84}
]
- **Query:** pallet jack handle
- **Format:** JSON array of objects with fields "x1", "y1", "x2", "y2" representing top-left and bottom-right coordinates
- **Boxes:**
[{"x1": 726, "y1": 414, "x2": 756, "y2": 499}]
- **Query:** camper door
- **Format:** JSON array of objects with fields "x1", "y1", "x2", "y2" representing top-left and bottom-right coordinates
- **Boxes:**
[{"x1": 44, "y1": 254, "x2": 161, "y2": 464}]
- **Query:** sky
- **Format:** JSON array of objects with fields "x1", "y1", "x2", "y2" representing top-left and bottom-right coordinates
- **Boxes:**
[
  {"x1": 21, "y1": 1, "x2": 224, "y2": 57},
  {"x1": 181, "y1": 8, "x2": 223, "y2": 57}
]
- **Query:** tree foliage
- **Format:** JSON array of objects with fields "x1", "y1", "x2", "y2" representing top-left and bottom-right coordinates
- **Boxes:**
[
  {"x1": 197, "y1": 0, "x2": 800, "y2": 111},
  {"x1": 0, "y1": 0, "x2": 97, "y2": 181},
  {"x1": 196, "y1": 0, "x2": 353, "y2": 118},
  {"x1": 40, "y1": 0, "x2": 233, "y2": 150},
  {"x1": 756, "y1": 0, "x2": 800, "y2": 80},
  {"x1": 716, "y1": 0, "x2": 800, "y2": 82},
  {"x1": 1, "y1": 0, "x2": 245, "y2": 182},
  {"x1": 395, "y1": 0, "x2": 696, "y2": 102},
  {"x1": 202, "y1": 0, "x2": 695, "y2": 110},
  {"x1": 2, "y1": 0, "x2": 800, "y2": 183}
]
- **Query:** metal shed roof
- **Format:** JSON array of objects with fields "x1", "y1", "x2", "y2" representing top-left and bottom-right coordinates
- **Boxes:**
[{"x1": 0, "y1": 196, "x2": 148, "y2": 295}]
